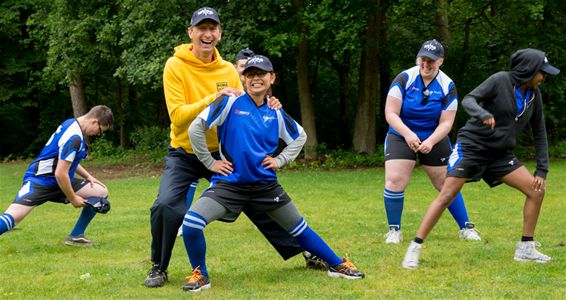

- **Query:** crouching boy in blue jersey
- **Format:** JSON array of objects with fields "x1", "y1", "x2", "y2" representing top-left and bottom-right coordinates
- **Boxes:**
[
  {"x1": 181, "y1": 55, "x2": 365, "y2": 292},
  {"x1": 0, "y1": 105, "x2": 113, "y2": 246}
]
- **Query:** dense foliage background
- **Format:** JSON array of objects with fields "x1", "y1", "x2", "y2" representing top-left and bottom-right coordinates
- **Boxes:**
[{"x1": 1, "y1": 0, "x2": 565, "y2": 160}]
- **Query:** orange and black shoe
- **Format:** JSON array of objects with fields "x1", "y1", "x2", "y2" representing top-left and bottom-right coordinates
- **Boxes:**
[
  {"x1": 182, "y1": 267, "x2": 211, "y2": 293},
  {"x1": 327, "y1": 256, "x2": 365, "y2": 279}
]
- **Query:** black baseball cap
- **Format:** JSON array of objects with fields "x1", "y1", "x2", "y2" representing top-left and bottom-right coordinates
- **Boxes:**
[
  {"x1": 243, "y1": 55, "x2": 274, "y2": 73},
  {"x1": 190, "y1": 7, "x2": 220, "y2": 26},
  {"x1": 236, "y1": 48, "x2": 255, "y2": 61},
  {"x1": 416, "y1": 39, "x2": 444, "y2": 61},
  {"x1": 540, "y1": 56, "x2": 560, "y2": 75}
]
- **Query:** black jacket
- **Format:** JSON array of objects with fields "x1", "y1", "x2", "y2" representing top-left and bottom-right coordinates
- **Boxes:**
[{"x1": 458, "y1": 48, "x2": 549, "y2": 178}]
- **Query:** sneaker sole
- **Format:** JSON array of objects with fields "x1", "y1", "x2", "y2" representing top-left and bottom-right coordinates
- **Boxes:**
[
  {"x1": 183, "y1": 283, "x2": 211, "y2": 292},
  {"x1": 402, "y1": 263, "x2": 418, "y2": 270},
  {"x1": 64, "y1": 241, "x2": 93, "y2": 247},
  {"x1": 327, "y1": 271, "x2": 363, "y2": 280},
  {"x1": 513, "y1": 256, "x2": 550, "y2": 263}
]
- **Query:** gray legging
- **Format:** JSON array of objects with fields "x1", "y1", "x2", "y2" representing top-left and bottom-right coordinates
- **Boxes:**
[{"x1": 189, "y1": 197, "x2": 302, "y2": 231}]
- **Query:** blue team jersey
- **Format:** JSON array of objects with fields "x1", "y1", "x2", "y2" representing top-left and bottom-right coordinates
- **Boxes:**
[
  {"x1": 387, "y1": 66, "x2": 458, "y2": 140},
  {"x1": 23, "y1": 118, "x2": 87, "y2": 187},
  {"x1": 198, "y1": 94, "x2": 303, "y2": 184}
]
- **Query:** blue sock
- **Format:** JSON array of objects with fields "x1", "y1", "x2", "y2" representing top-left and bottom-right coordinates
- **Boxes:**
[
  {"x1": 69, "y1": 205, "x2": 97, "y2": 236},
  {"x1": 182, "y1": 211, "x2": 208, "y2": 277},
  {"x1": 289, "y1": 218, "x2": 342, "y2": 267},
  {"x1": 384, "y1": 188, "x2": 404, "y2": 229},
  {"x1": 0, "y1": 213, "x2": 15, "y2": 235},
  {"x1": 447, "y1": 192, "x2": 470, "y2": 229},
  {"x1": 186, "y1": 181, "x2": 199, "y2": 208}
]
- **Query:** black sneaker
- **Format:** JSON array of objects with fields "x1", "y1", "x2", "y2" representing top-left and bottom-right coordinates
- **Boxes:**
[
  {"x1": 64, "y1": 235, "x2": 92, "y2": 246},
  {"x1": 183, "y1": 267, "x2": 210, "y2": 293},
  {"x1": 327, "y1": 256, "x2": 365, "y2": 279},
  {"x1": 144, "y1": 266, "x2": 168, "y2": 288},
  {"x1": 303, "y1": 251, "x2": 328, "y2": 270}
]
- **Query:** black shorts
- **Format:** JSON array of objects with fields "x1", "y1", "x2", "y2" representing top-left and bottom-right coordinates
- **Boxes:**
[
  {"x1": 384, "y1": 133, "x2": 452, "y2": 166},
  {"x1": 13, "y1": 179, "x2": 89, "y2": 206},
  {"x1": 202, "y1": 180, "x2": 292, "y2": 215},
  {"x1": 447, "y1": 140, "x2": 522, "y2": 187}
]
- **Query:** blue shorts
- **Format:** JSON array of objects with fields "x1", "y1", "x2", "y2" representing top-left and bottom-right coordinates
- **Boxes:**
[
  {"x1": 13, "y1": 179, "x2": 89, "y2": 206},
  {"x1": 447, "y1": 140, "x2": 522, "y2": 187},
  {"x1": 384, "y1": 133, "x2": 452, "y2": 166}
]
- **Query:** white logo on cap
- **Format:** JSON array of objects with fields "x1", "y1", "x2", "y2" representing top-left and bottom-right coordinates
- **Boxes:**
[
  {"x1": 424, "y1": 43, "x2": 436, "y2": 51},
  {"x1": 197, "y1": 8, "x2": 214, "y2": 16},
  {"x1": 544, "y1": 57, "x2": 549, "y2": 63},
  {"x1": 248, "y1": 56, "x2": 264, "y2": 64}
]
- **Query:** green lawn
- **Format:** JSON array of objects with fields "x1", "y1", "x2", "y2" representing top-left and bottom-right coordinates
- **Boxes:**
[{"x1": 0, "y1": 161, "x2": 565, "y2": 299}]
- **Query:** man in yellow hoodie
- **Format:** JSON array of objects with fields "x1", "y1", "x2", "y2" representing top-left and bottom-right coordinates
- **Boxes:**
[{"x1": 145, "y1": 6, "x2": 304, "y2": 288}]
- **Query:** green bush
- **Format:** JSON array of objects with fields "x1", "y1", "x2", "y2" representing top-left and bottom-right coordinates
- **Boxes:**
[{"x1": 129, "y1": 126, "x2": 170, "y2": 151}]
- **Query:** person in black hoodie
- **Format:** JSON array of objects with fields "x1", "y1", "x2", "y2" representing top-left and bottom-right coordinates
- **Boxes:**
[{"x1": 401, "y1": 48, "x2": 560, "y2": 269}]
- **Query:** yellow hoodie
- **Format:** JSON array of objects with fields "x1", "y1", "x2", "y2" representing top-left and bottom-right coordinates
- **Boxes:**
[{"x1": 163, "y1": 43, "x2": 243, "y2": 153}]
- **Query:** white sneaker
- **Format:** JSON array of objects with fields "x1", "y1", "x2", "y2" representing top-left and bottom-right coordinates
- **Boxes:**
[
  {"x1": 385, "y1": 225, "x2": 402, "y2": 244},
  {"x1": 177, "y1": 226, "x2": 183, "y2": 237},
  {"x1": 402, "y1": 241, "x2": 422, "y2": 269},
  {"x1": 459, "y1": 222, "x2": 481, "y2": 241},
  {"x1": 514, "y1": 241, "x2": 551, "y2": 263}
]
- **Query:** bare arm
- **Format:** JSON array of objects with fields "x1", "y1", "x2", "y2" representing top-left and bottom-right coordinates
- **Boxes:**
[
  {"x1": 55, "y1": 160, "x2": 86, "y2": 208},
  {"x1": 385, "y1": 95, "x2": 421, "y2": 151},
  {"x1": 418, "y1": 110, "x2": 456, "y2": 154},
  {"x1": 76, "y1": 164, "x2": 107, "y2": 189}
]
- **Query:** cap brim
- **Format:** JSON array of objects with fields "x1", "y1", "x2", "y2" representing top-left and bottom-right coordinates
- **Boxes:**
[
  {"x1": 243, "y1": 66, "x2": 273, "y2": 73},
  {"x1": 417, "y1": 50, "x2": 440, "y2": 61},
  {"x1": 191, "y1": 17, "x2": 220, "y2": 26},
  {"x1": 540, "y1": 63, "x2": 560, "y2": 75}
]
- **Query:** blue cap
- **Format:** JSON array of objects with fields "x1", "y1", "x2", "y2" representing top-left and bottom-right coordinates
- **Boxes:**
[
  {"x1": 243, "y1": 55, "x2": 274, "y2": 73},
  {"x1": 416, "y1": 39, "x2": 444, "y2": 61},
  {"x1": 190, "y1": 7, "x2": 220, "y2": 26},
  {"x1": 540, "y1": 56, "x2": 560, "y2": 75},
  {"x1": 236, "y1": 48, "x2": 255, "y2": 61}
]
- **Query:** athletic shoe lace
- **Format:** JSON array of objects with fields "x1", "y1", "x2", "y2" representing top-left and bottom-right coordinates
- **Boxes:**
[{"x1": 186, "y1": 267, "x2": 203, "y2": 284}]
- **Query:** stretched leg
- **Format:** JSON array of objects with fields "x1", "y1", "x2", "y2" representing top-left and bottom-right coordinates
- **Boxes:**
[
  {"x1": 422, "y1": 165, "x2": 477, "y2": 233},
  {"x1": 499, "y1": 166, "x2": 550, "y2": 263},
  {"x1": 182, "y1": 197, "x2": 228, "y2": 292},
  {"x1": 402, "y1": 176, "x2": 466, "y2": 269},
  {"x1": 267, "y1": 202, "x2": 364, "y2": 279},
  {"x1": 383, "y1": 159, "x2": 415, "y2": 243},
  {"x1": 67, "y1": 181, "x2": 108, "y2": 240},
  {"x1": 1, "y1": 204, "x2": 35, "y2": 235},
  {"x1": 178, "y1": 181, "x2": 199, "y2": 237}
]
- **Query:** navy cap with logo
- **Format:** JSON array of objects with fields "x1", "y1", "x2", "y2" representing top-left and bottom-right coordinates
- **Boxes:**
[
  {"x1": 540, "y1": 56, "x2": 560, "y2": 75},
  {"x1": 243, "y1": 55, "x2": 274, "y2": 73},
  {"x1": 416, "y1": 39, "x2": 445, "y2": 61},
  {"x1": 236, "y1": 48, "x2": 255, "y2": 61},
  {"x1": 190, "y1": 7, "x2": 220, "y2": 26}
]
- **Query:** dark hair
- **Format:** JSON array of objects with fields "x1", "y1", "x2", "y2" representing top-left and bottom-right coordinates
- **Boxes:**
[{"x1": 84, "y1": 105, "x2": 114, "y2": 130}]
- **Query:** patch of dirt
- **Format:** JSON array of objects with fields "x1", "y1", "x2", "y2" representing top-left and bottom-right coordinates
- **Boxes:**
[{"x1": 87, "y1": 164, "x2": 163, "y2": 180}]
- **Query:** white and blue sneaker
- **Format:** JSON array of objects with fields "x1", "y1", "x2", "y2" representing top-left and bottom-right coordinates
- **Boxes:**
[
  {"x1": 514, "y1": 241, "x2": 551, "y2": 263},
  {"x1": 459, "y1": 222, "x2": 481, "y2": 241},
  {"x1": 385, "y1": 225, "x2": 402, "y2": 244}
]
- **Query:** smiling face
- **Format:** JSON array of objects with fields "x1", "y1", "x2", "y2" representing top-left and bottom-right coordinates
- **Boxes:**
[
  {"x1": 188, "y1": 21, "x2": 221, "y2": 62},
  {"x1": 244, "y1": 67, "x2": 275, "y2": 98},
  {"x1": 418, "y1": 56, "x2": 443, "y2": 81}
]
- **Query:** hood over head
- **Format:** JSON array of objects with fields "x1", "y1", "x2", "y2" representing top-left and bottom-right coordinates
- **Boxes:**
[{"x1": 509, "y1": 48, "x2": 560, "y2": 84}]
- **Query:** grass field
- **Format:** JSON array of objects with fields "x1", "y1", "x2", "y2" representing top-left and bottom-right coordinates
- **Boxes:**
[{"x1": 0, "y1": 161, "x2": 565, "y2": 299}]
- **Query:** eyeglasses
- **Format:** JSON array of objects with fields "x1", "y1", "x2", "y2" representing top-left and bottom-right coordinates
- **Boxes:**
[
  {"x1": 244, "y1": 71, "x2": 269, "y2": 79},
  {"x1": 421, "y1": 89, "x2": 432, "y2": 105}
]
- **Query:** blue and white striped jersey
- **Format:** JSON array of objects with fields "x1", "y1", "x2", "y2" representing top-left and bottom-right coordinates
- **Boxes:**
[
  {"x1": 387, "y1": 66, "x2": 458, "y2": 140},
  {"x1": 23, "y1": 118, "x2": 87, "y2": 187},
  {"x1": 197, "y1": 94, "x2": 303, "y2": 184}
]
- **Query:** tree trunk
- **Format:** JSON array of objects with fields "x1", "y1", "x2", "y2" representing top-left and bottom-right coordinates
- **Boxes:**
[
  {"x1": 116, "y1": 78, "x2": 126, "y2": 148},
  {"x1": 293, "y1": 0, "x2": 318, "y2": 159},
  {"x1": 329, "y1": 53, "x2": 351, "y2": 149},
  {"x1": 377, "y1": 0, "x2": 391, "y2": 143},
  {"x1": 353, "y1": 1, "x2": 379, "y2": 154},
  {"x1": 69, "y1": 74, "x2": 87, "y2": 117},
  {"x1": 434, "y1": 0, "x2": 450, "y2": 42}
]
